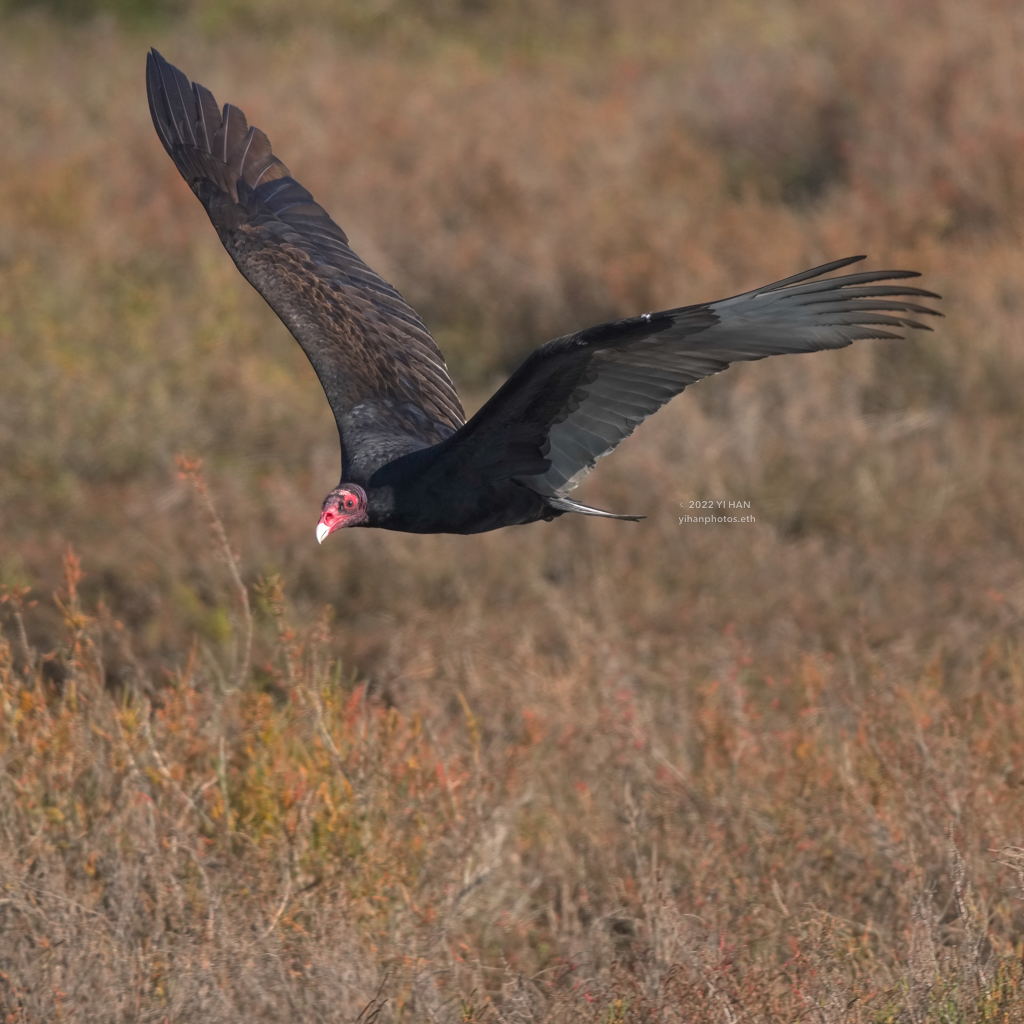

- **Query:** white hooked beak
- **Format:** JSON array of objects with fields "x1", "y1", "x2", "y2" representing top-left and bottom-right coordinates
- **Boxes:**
[{"x1": 316, "y1": 521, "x2": 330, "y2": 545}]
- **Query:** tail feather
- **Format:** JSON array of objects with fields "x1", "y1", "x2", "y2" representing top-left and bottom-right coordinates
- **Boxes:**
[{"x1": 546, "y1": 495, "x2": 645, "y2": 521}]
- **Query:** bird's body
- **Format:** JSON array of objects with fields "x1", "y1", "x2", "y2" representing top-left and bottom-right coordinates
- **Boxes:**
[
  {"x1": 147, "y1": 51, "x2": 941, "y2": 540},
  {"x1": 363, "y1": 464, "x2": 557, "y2": 535}
]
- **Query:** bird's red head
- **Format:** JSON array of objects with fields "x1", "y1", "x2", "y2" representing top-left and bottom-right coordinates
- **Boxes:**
[{"x1": 316, "y1": 485, "x2": 368, "y2": 543}]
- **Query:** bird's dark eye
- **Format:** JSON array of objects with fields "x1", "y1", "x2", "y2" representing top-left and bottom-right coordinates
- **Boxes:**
[{"x1": 344, "y1": 497, "x2": 356, "y2": 510}]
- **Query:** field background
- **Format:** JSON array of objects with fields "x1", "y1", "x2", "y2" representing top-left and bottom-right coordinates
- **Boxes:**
[{"x1": 3, "y1": 0, "x2": 1024, "y2": 1020}]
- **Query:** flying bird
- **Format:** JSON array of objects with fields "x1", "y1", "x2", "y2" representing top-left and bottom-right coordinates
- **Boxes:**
[{"x1": 146, "y1": 50, "x2": 940, "y2": 541}]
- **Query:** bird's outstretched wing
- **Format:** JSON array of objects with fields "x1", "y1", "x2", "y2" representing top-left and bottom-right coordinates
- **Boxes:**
[
  {"x1": 146, "y1": 50, "x2": 465, "y2": 481},
  {"x1": 408, "y1": 257, "x2": 939, "y2": 496}
]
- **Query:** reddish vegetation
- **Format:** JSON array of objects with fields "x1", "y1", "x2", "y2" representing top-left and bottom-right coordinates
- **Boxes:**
[{"x1": 3, "y1": 1, "x2": 1024, "y2": 1019}]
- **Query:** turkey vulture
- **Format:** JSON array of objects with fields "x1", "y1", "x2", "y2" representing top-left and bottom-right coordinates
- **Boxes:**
[{"x1": 146, "y1": 50, "x2": 940, "y2": 540}]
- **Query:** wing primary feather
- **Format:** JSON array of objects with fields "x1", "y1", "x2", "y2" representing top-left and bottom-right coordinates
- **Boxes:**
[
  {"x1": 219, "y1": 103, "x2": 231, "y2": 163},
  {"x1": 146, "y1": 56, "x2": 175, "y2": 154},
  {"x1": 192, "y1": 83, "x2": 210, "y2": 150},
  {"x1": 755, "y1": 255, "x2": 867, "y2": 292},
  {"x1": 757, "y1": 270, "x2": 936, "y2": 300},
  {"x1": 235, "y1": 126, "x2": 256, "y2": 179},
  {"x1": 159, "y1": 56, "x2": 197, "y2": 148}
]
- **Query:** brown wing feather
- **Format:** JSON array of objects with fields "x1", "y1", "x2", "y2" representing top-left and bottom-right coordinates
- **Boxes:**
[{"x1": 146, "y1": 49, "x2": 465, "y2": 483}]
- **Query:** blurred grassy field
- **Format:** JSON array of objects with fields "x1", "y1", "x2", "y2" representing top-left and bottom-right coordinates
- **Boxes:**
[{"x1": 3, "y1": 0, "x2": 1024, "y2": 1019}]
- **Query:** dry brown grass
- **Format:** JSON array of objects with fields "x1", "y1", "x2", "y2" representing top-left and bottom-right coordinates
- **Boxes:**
[{"x1": 3, "y1": 1, "x2": 1024, "y2": 1019}]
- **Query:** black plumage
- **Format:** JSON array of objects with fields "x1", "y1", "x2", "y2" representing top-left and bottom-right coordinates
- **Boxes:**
[{"x1": 147, "y1": 50, "x2": 941, "y2": 540}]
